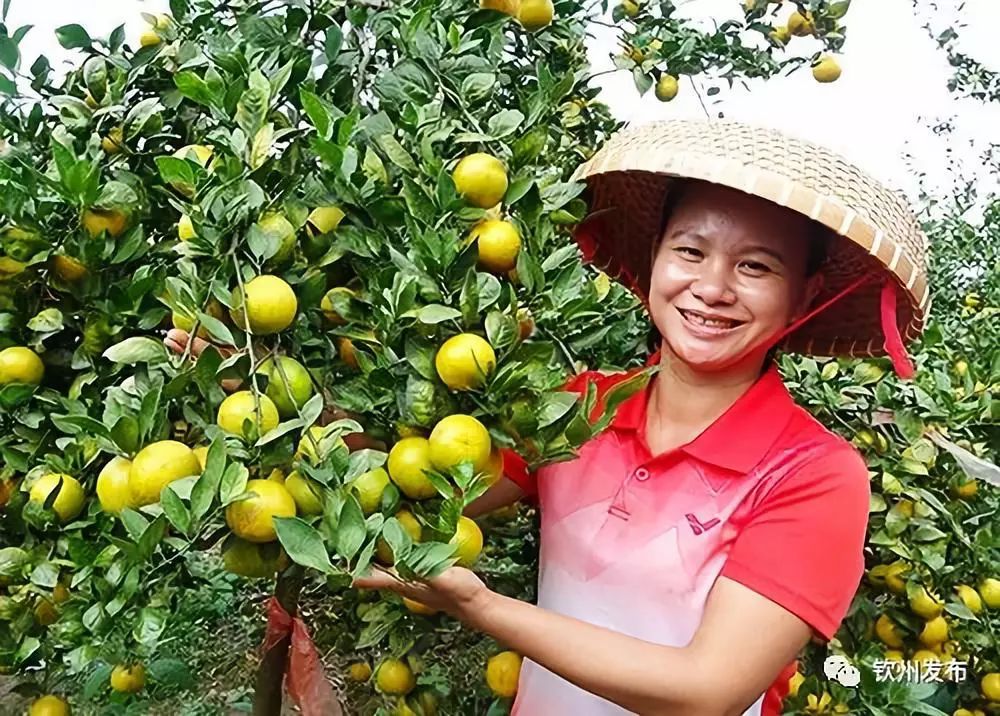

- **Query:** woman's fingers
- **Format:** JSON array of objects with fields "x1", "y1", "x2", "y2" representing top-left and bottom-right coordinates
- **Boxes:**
[
  {"x1": 353, "y1": 568, "x2": 426, "y2": 597},
  {"x1": 164, "y1": 329, "x2": 237, "y2": 359}
]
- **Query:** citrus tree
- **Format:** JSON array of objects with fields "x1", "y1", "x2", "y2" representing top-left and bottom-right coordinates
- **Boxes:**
[{"x1": 31, "y1": 2, "x2": 1000, "y2": 716}]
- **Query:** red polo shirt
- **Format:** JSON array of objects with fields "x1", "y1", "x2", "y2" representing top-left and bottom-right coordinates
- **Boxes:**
[{"x1": 502, "y1": 353, "x2": 870, "y2": 715}]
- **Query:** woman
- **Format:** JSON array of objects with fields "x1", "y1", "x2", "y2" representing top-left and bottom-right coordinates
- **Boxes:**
[
  {"x1": 354, "y1": 120, "x2": 930, "y2": 715},
  {"x1": 168, "y1": 120, "x2": 929, "y2": 714}
]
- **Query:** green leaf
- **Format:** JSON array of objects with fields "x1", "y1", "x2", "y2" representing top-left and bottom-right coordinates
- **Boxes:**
[
  {"x1": 828, "y1": 0, "x2": 852, "y2": 19},
  {"x1": 894, "y1": 409, "x2": 924, "y2": 443},
  {"x1": 539, "y1": 181, "x2": 586, "y2": 212},
  {"x1": 268, "y1": 59, "x2": 295, "y2": 98},
  {"x1": 125, "y1": 97, "x2": 163, "y2": 137},
  {"x1": 109, "y1": 24, "x2": 125, "y2": 52},
  {"x1": 381, "y1": 517, "x2": 413, "y2": 564},
  {"x1": 0, "y1": 547, "x2": 29, "y2": 579},
  {"x1": 111, "y1": 415, "x2": 140, "y2": 454},
  {"x1": 51, "y1": 414, "x2": 111, "y2": 440},
  {"x1": 119, "y1": 508, "x2": 150, "y2": 542},
  {"x1": 190, "y1": 436, "x2": 226, "y2": 524},
  {"x1": 460, "y1": 72, "x2": 496, "y2": 104},
  {"x1": 236, "y1": 70, "x2": 271, "y2": 138},
  {"x1": 374, "y1": 60, "x2": 435, "y2": 107},
  {"x1": 174, "y1": 71, "x2": 217, "y2": 108},
  {"x1": 407, "y1": 542, "x2": 459, "y2": 579},
  {"x1": 632, "y1": 68, "x2": 653, "y2": 95},
  {"x1": 137, "y1": 515, "x2": 168, "y2": 560},
  {"x1": 505, "y1": 177, "x2": 534, "y2": 206},
  {"x1": 336, "y1": 494, "x2": 367, "y2": 562},
  {"x1": 247, "y1": 223, "x2": 281, "y2": 261},
  {"x1": 853, "y1": 361, "x2": 886, "y2": 386},
  {"x1": 160, "y1": 485, "x2": 191, "y2": 536},
  {"x1": 133, "y1": 607, "x2": 168, "y2": 650},
  {"x1": 249, "y1": 122, "x2": 274, "y2": 170},
  {"x1": 299, "y1": 392, "x2": 326, "y2": 429},
  {"x1": 401, "y1": 177, "x2": 437, "y2": 225},
  {"x1": 362, "y1": 146, "x2": 388, "y2": 184},
  {"x1": 375, "y1": 134, "x2": 418, "y2": 173},
  {"x1": 29, "y1": 561, "x2": 59, "y2": 588},
  {"x1": 138, "y1": 380, "x2": 162, "y2": 444},
  {"x1": 487, "y1": 109, "x2": 524, "y2": 139},
  {"x1": 275, "y1": 517, "x2": 335, "y2": 573},
  {"x1": 0, "y1": 37, "x2": 18, "y2": 71},
  {"x1": 82, "y1": 56, "x2": 107, "y2": 100},
  {"x1": 219, "y1": 463, "x2": 249, "y2": 506},
  {"x1": 412, "y1": 304, "x2": 462, "y2": 325},
  {"x1": 300, "y1": 89, "x2": 331, "y2": 140},
  {"x1": 460, "y1": 269, "x2": 479, "y2": 327},
  {"x1": 256, "y1": 418, "x2": 305, "y2": 447},
  {"x1": 537, "y1": 392, "x2": 578, "y2": 429},
  {"x1": 911, "y1": 524, "x2": 948, "y2": 542},
  {"x1": 156, "y1": 156, "x2": 198, "y2": 196},
  {"x1": 512, "y1": 126, "x2": 549, "y2": 164},
  {"x1": 197, "y1": 312, "x2": 235, "y2": 346},
  {"x1": 325, "y1": 24, "x2": 343, "y2": 60},
  {"x1": 405, "y1": 336, "x2": 437, "y2": 381},
  {"x1": 103, "y1": 337, "x2": 168, "y2": 365},
  {"x1": 55, "y1": 24, "x2": 91, "y2": 49},
  {"x1": 485, "y1": 311, "x2": 516, "y2": 352},
  {"x1": 355, "y1": 610, "x2": 401, "y2": 649},
  {"x1": 83, "y1": 664, "x2": 113, "y2": 699},
  {"x1": 898, "y1": 458, "x2": 929, "y2": 476}
]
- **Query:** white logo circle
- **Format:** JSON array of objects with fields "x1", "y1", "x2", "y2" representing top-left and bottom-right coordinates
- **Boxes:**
[{"x1": 824, "y1": 655, "x2": 861, "y2": 687}]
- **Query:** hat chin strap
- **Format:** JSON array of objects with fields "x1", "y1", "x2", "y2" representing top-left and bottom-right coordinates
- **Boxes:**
[
  {"x1": 770, "y1": 274, "x2": 916, "y2": 380},
  {"x1": 879, "y1": 278, "x2": 917, "y2": 379}
]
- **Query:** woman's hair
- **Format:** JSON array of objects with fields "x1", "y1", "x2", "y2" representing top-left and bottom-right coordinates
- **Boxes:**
[{"x1": 645, "y1": 180, "x2": 832, "y2": 361}]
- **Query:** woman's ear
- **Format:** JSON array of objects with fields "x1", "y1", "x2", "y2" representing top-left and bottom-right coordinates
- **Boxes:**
[
  {"x1": 788, "y1": 272, "x2": 825, "y2": 325},
  {"x1": 805, "y1": 272, "x2": 825, "y2": 307}
]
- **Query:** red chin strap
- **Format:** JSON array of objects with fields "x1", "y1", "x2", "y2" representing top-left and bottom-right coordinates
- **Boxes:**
[
  {"x1": 770, "y1": 274, "x2": 916, "y2": 380},
  {"x1": 879, "y1": 279, "x2": 917, "y2": 379}
]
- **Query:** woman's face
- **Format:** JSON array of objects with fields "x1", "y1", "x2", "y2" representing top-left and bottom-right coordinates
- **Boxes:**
[{"x1": 648, "y1": 182, "x2": 823, "y2": 374}]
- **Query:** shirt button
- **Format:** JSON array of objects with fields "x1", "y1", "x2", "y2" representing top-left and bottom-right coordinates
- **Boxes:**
[{"x1": 634, "y1": 468, "x2": 650, "y2": 482}]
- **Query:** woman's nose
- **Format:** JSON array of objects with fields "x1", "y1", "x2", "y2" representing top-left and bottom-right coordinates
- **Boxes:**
[{"x1": 689, "y1": 261, "x2": 736, "y2": 305}]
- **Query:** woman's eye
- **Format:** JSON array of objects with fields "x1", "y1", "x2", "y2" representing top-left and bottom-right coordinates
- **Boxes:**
[
  {"x1": 674, "y1": 246, "x2": 702, "y2": 259},
  {"x1": 741, "y1": 261, "x2": 771, "y2": 274}
]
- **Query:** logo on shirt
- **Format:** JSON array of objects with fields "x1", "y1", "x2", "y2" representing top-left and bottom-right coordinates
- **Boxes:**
[{"x1": 685, "y1": 513, "x2": 720, "y2": 535}]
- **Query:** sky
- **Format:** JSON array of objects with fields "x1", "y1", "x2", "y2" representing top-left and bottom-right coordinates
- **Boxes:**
[{"x1": 5, "y1": 0, "x2": 1000, "y2": 204}]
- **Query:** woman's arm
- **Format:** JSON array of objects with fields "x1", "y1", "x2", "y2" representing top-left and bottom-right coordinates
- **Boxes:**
[
  {"x1": 353, "y1": 568, "x2": 811, "y2": 715},
  {"x1": 463, "y1": 477, "x2": 524, "y2": 518}
]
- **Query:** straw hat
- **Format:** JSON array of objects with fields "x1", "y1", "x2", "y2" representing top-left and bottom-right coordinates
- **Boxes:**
[{"x1": 569, "y1": 119, "x2": 930, "y2": 360}]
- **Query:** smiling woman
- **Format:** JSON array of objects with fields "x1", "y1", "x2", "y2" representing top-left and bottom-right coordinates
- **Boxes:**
[{"x1": 355, "y1": 119, "x2": 931, "y2": 716}]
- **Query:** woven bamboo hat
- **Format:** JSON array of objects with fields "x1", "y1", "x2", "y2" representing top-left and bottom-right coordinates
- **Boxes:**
[{"x1": 569, "y1": 119, "x2": 930, "y2": 361}]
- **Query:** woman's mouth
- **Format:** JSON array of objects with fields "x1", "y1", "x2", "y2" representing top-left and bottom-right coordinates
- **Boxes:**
[{"x1": 677, "y1": 308, "x2": 745, "y2": 334}]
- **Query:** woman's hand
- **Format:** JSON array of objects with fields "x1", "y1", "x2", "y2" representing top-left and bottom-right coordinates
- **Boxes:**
[
  {"x1": 165, "y1": 329, "x2": 243, "y2": 392},
  {"x1": 353, "y1": 566, "x2": 492, "y2": 624}
]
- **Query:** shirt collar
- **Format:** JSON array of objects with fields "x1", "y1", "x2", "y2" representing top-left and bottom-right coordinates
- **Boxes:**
[{"x1": 612, "y1": 355, "x2": 797, "y2": 474}]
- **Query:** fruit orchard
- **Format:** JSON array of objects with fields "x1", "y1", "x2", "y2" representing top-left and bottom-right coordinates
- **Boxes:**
[{"x1": 0, "y1": 1, "x2": 997, "y2": 715}]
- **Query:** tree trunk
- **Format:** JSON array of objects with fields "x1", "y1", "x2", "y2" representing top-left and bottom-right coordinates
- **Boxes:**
[{"x1": 252, "y1": 566, "x2": 304, "y2": 716}]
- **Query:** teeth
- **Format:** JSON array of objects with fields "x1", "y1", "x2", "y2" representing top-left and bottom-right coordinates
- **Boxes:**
[{"x1": 683, "y1": 311, "x2": 735, "y2": 329}]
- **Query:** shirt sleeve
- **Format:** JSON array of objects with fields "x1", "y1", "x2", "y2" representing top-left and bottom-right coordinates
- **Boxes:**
[
  {"x1": 498, "y1": 370, "x2": 604, "y2": 497},
  {"x1": 719, "y1": 445, "x2": 870, "y2": 642}
]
